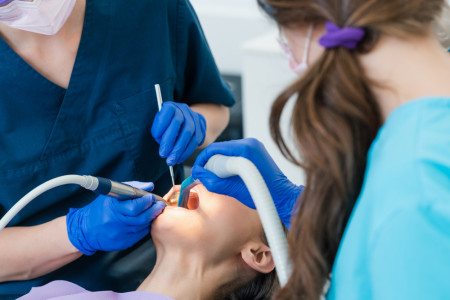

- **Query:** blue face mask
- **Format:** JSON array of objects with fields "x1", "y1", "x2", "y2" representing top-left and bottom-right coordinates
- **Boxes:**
[{"x1": 0, "y1": 0, "x2": 76, "y2": 35}]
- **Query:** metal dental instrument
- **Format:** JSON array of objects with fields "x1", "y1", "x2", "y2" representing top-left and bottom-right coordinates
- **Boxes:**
[
  {"x1": 93, "y1": 177, "x2": 164, "y2": 202},
  {"x1": 155, "y1": 84, "x2": 176, "y2": 190},
  {"x1": 0, "y1": 175, "x2": 165, "y2": 232}
]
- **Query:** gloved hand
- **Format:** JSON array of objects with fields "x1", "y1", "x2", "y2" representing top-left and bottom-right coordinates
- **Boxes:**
[
  {"x1": 152, "y1": 101, "x2": 207, "y2": 166},
  {"x1": 66, "y1": 181, "x2": 166, "y2": 255},
  {"x1": 192, "y1": 138, "x2": 304, "y2": 229}
]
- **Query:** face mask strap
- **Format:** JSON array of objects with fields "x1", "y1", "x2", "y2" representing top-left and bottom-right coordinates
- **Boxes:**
[{"x1": 301, "y1": 24, "x2": 314, "y2": 65}]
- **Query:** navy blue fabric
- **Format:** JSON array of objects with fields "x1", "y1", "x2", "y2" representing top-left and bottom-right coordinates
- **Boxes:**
[{"x1": 0, "y1": 0, "x2": 234, "y2": 298}]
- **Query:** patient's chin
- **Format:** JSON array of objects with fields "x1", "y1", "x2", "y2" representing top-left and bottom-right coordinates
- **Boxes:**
[
  {"x1": 151, "y1": 206, "x2": 205, "y2": 247},
  {"x1": 152, "y1": 207, "x2": 192, "y2": 237}
]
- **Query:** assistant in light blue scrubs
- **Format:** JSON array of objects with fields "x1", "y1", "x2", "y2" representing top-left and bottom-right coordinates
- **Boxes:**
[
  {"x1": 0, "y1": 0, "x2": 234, "y2": 298},
  {"x1": 327, "y1": 97, "x2": 450, "y2": 299},
  {"x1": 191, "y1": 1, "x2": 450, "y2": 299}
]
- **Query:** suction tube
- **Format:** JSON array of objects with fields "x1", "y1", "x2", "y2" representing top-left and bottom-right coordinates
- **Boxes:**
[{"x1": 204, "y1": 155, "x2": 292, "y2": 287}]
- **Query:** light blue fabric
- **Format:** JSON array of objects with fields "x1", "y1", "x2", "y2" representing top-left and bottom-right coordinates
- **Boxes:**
[{"x1": 327, "y1": 97, "x2": 450, "y2": 299}]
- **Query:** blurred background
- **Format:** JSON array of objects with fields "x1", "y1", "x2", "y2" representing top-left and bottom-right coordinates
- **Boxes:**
[
  {"x1": 185, "y1": 0, "x2": 450, "y2": 186},
  {"x1": 185, "y1": 0, "x2": 306, "y2": 185}
]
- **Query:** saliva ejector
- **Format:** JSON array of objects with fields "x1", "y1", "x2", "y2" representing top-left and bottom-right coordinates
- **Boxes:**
[{"x1": 0, "y1": 175, "x2": 165, "y2": 232}]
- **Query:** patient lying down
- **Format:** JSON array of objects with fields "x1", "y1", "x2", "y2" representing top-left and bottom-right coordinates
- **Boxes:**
[{"x1": 19, "y1": 184, "x2": 280, "y2": 300}]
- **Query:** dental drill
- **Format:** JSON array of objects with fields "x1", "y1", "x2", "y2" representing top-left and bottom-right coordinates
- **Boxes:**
[
  {"x1": 204, "y1": 155, "x2": 292, "y2": 287},
  {"x1": 0, "y1": 175, "x2": 165, "y2": 232}
]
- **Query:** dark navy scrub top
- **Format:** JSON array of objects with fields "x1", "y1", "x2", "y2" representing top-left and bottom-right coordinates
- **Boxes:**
[{"x1": 0, "y1": 0, "x2": 234, "y2": 298}]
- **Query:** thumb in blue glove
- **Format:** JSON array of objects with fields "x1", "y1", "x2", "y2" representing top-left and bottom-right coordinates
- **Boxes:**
[
  {"x1": 192, "y1": 138, "x2": 304, "y2": 229},
  {"x1": 66, "y1": 181, "x2": 166, "y2": 255},
  {"x1": 151, "y1": 101, "x2": 207, "y2": 166}
]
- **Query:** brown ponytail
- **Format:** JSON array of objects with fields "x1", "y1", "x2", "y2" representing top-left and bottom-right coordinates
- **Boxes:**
[{"x1": 258, "y1": 0, "x2": 446, "y2": 299}]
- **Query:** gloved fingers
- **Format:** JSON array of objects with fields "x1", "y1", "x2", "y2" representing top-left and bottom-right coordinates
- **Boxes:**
[
  {"x1": 122, "y1": 181, "x2": 154, "y2": 192},
  {"x1": 115, "y1": 228, "x2": 150, "y2": 245},
  {"x1": 114, "y1": 194, "x2": 155, "y2": 217},
  {"x1": 151, "y1": 102, "x2": 177, "y2": 143},
  {"x1": 177, "y1": 135, "x2": 199, "y2": 164},
  {"x1": 167, "y1": 120, "x2": 195, "y2": 165},
  {"x1": 194, "y1": 140, "x2": 243, "y2": 168},
  {"x1": 148, "y1": 201, "x2": 166, "y2": 220},
  {"x1": 181, "y1": 106, "x2": 206, "y2": 143},
  {"x1": 192, "y1": 111, "x2": 207, "y2": 145},
  {"x1": 194, "y1": 138, "x2": 272, "y2": 176},
  {"x1": 178, "y1": 103, "x2": 205, "y2": 143},
  {"x1": 116, "y1": 200, "x2": 166, "y2": 226},
  {"x1": 159, "y1": 108, "x2": 184, "y2": 158},
  {"x1": 192, "y1": 165, "x2": 256, "y2": 209},
  {"x1": 191, "y1": 165, "x2": 229, "y2": 195}
]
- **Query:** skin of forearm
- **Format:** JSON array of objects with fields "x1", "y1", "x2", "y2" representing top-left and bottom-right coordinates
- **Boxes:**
[
  {"x1": 0, "y1": 216, "x2": 82, "y2": 282},
  {"x1": 190, "y1": 103, "x2": 230, "y2": 148}
]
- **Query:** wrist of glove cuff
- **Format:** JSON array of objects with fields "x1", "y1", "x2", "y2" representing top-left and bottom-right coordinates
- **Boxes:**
[
  {"x1": 196, "y1": 112, "x2": 207, "y2": 146},
  {"x1": 278, "y1": 185, "x2": 304, "y2": 230},
  {"x1": 66, "y1": 208, "x2": 96, "y2": 256}
]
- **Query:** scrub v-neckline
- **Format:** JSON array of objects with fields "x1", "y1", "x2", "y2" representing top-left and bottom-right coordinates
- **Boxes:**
[
  {"x1": 0, "y1": 1, "x2": 90, "y2": 94},
  {"x1": 0, "y1": 0, "x2": 113, "y2": 159}
]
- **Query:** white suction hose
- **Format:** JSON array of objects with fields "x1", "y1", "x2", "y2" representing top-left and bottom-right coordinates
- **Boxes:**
[
  {"x1": 205, "y1": 155, "x2": 292, "y2": 287},
  {"x1": 0, "y1": 175, "x2": 98, "y2": 232}
]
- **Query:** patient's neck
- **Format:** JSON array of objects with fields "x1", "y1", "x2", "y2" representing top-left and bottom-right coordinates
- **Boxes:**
[{"x1": 137, "y1": 246, "x2": 236, "y2": 300}]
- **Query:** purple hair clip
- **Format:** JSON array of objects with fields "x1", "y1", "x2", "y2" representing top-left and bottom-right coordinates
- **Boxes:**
[{"x1": 319, "y1": 21, "x2": 365, "y2": 50}]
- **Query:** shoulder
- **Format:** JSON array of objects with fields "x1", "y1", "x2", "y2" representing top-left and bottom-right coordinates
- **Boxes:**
[
  {"x1": 361, "y1": 97, "x2": 450, "y2": 251},
  {"x1": 351, "y1": 97, "x2": 450, "y2": 238},
  {"x1": 362, "y1": 97, "x2": 450, "y2": 205},
  {"x1": 415, "y1": 98, "x2": 450, "y2": 203}
]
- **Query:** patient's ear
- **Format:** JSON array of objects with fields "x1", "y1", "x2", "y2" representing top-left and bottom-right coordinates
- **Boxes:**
[{"x1": 241, "y1": 242, "x2": 275, "y2": 274}]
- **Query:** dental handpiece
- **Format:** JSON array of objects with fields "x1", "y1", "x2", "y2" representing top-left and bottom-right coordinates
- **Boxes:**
[
  {"x1": 89, "y1": 177, "x2": 165, "y2": 202},
  {"x1": 0, "y1": 175, "x2": 165, "y2": 232}
]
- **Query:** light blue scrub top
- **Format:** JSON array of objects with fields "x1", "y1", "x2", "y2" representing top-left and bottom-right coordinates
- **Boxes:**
[{"x1": 327, "y1": 97, "x2": 450, "y2": 299}]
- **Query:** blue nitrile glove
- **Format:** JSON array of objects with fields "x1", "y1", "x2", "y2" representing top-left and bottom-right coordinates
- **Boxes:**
[
  {"x1": 152, "y1": 101, "x2": 207, "y2": 166},
  {"x1": 66, "y1": 181, "x2": 166, "y2": 255},
  {"x1": 192, "y1": 138, "x2": 304, "y2": 229}
]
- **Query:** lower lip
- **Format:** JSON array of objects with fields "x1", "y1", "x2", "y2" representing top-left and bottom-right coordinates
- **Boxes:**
[{"x1": 162, "y1": 205, "x2": 188, "y2": 212}]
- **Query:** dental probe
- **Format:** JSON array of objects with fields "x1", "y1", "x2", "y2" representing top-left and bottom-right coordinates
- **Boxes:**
[
  {"x1": 155, "y1": 84, "x2": 176, "y2": 190},
  {"x1": 0, "y1": 175, "x2": 165, "y2": 232}
]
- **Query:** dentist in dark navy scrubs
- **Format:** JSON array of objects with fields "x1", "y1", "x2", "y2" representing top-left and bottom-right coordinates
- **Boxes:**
[{"x1": 0, "y1": 0, "x2": 234, "y2": 298}]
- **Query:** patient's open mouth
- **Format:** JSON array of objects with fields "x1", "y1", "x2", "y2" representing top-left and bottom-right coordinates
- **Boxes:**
[
  {"x1": 163, "y1": 190, "x2": 199, "y2": 210},
  {"x1": 165, "y1": 191, "x2": 181, "y2": 207}
]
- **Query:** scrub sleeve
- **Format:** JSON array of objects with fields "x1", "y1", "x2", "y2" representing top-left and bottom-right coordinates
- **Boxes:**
[{"x1": 0, "y1": 0, "x2": 234, "y2": 298}]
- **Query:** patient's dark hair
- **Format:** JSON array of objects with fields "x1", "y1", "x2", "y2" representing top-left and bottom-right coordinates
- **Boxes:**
[
  {"x1": 213, "y1": 227, "x2": 286, "y2": 300},
  {"x1": 217, "y1": 269, "x2": 279, "y2": 300}
]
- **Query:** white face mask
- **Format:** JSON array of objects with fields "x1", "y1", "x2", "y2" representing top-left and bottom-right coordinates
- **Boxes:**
[
  {"x1": 277, "y1": 24, "x2": 314, "y2": 75},
  {"x1": 0, "y1": 0, "x2": 77, "y2": 35}
]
